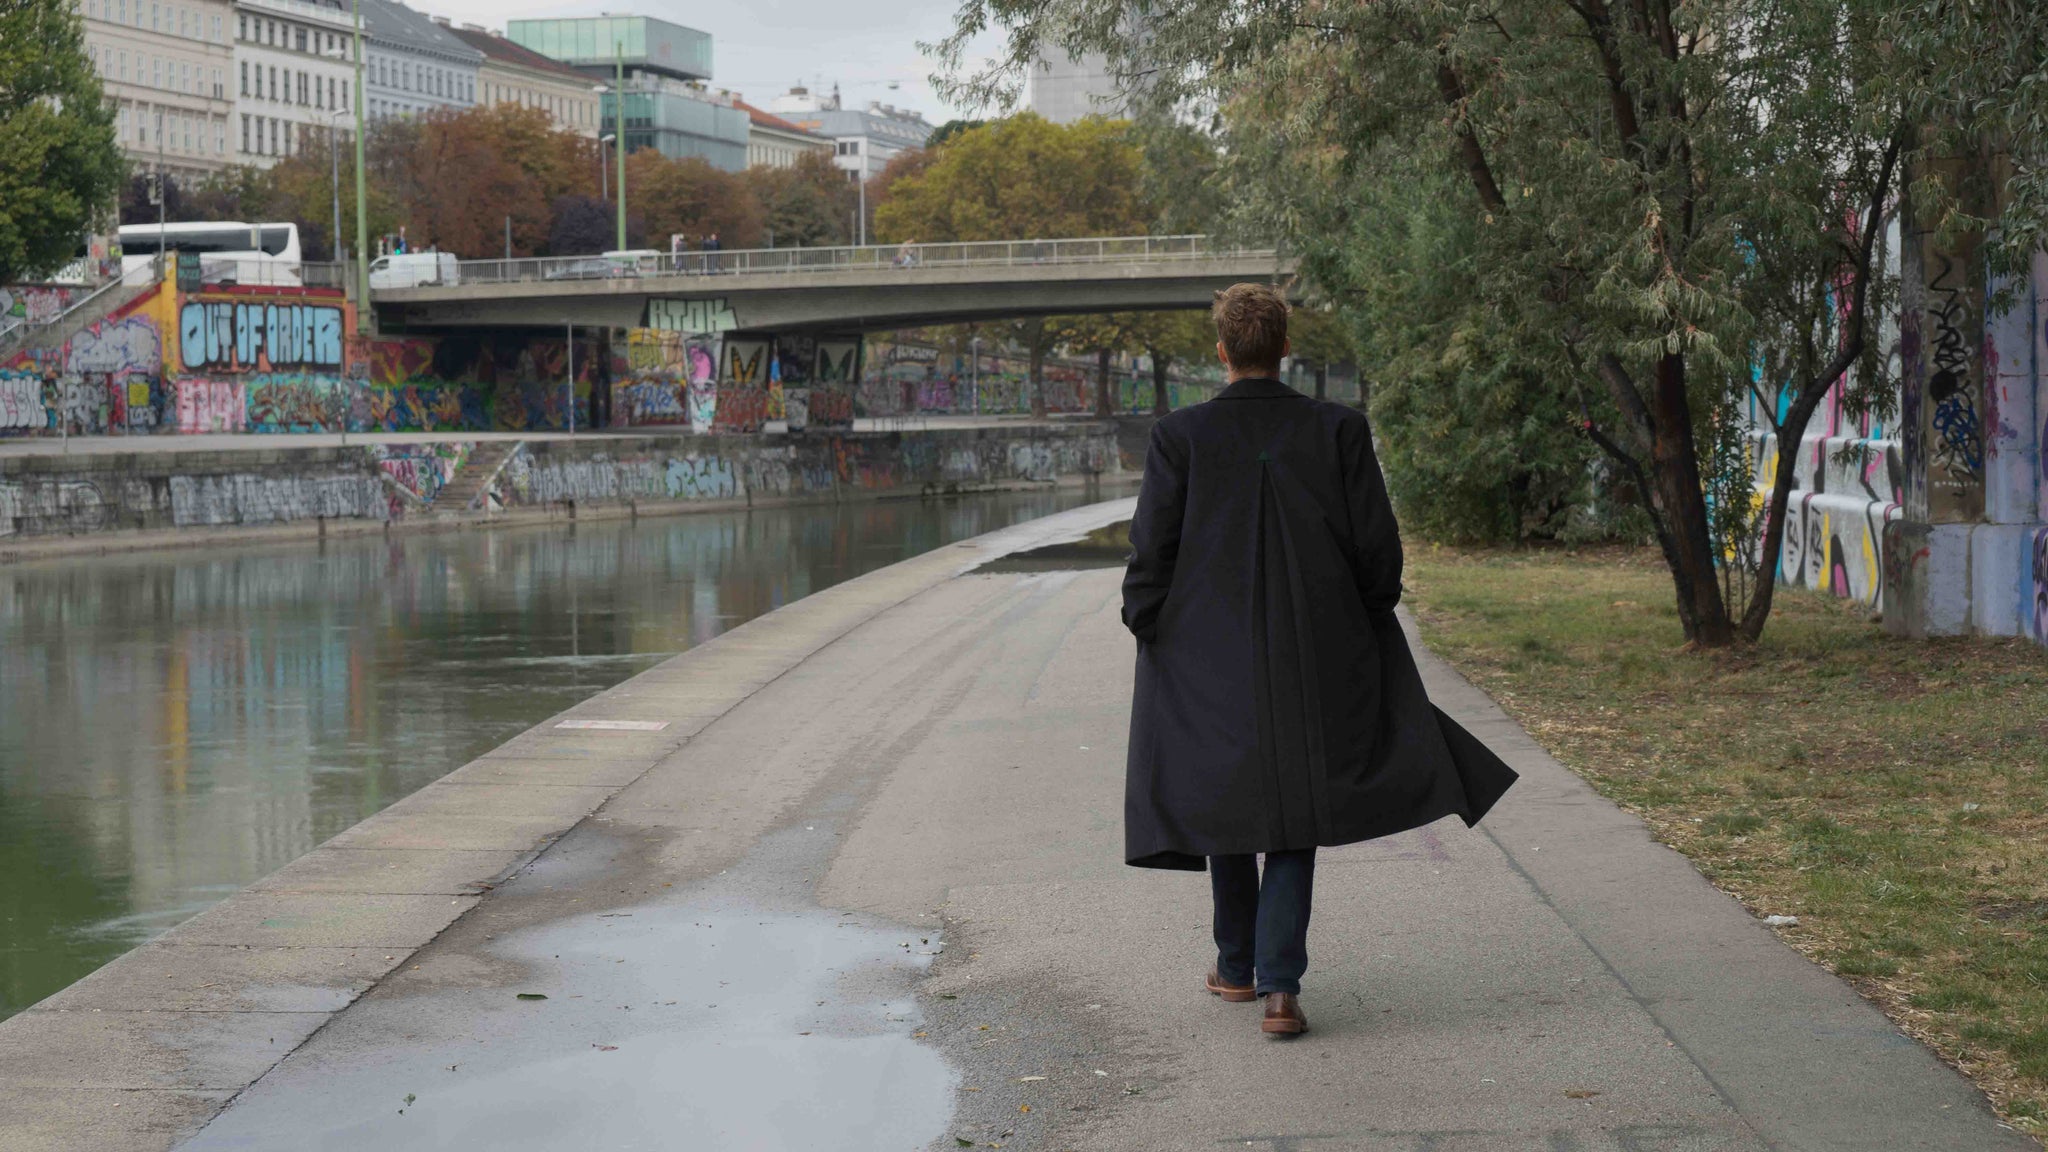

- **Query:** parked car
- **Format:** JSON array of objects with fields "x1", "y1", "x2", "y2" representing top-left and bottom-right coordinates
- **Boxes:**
[
  {"x1": 369, "y1": 252, "x2": 460, "y2": 289},
  {"x1": 544, "y1": 257, "x2": 618, "y2": 281},
  {"x1": 603, "y1": 249, "x2": 664, "y2": 277}
]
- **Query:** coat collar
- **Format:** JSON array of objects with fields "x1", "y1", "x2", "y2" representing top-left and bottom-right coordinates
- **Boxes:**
[{"x1": 1215, "y1": 376, "x2": 1302, "y2": 400}]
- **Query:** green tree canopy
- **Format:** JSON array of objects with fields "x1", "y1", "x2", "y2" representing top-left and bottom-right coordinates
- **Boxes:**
[
  {"x1": 873, "y1": 113, "x2": 1145, "y2": 243},
  {"x1": 0, "y1": 0, "x2": 123, "y2": 281},
  {"x1": 932, "y1": 0, "x2": 2015, "y2": 645}
]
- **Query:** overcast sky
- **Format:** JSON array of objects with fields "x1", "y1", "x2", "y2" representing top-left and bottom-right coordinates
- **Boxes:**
[{"x1": 417, "y1": 0, "x2": 1011, "y2": 123}]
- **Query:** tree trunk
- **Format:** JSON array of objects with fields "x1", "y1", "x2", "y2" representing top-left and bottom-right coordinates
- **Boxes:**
[
  {"x1": 1151, "y1": 352, "x2": 1170, "y2": 416},
  {"x1": 1647, "y1": 353, "x2": 1736, "y2": 645},
  {"x1": 1095, "y1": 347, "x2": 1114, "y2": 417}
]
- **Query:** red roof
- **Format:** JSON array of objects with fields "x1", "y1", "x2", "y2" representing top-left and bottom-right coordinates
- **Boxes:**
[
  {"x1": 448, "y1": 26, "x2": 590, "y2": 82},
  {"x1": 733, "y1": 99, "x2": 821, "y2": 138}
]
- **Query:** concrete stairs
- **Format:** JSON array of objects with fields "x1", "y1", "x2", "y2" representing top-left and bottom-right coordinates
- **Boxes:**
[
  {"x1": 431, "y1": 440, "x2": 522, "y2": 513},
  {"x1": 1, "y1": 269, "x2": 161, "y2": 361}
]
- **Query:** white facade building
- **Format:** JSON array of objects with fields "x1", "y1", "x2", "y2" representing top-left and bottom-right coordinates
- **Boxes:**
[
  {"x1": 1025, "y1": 50, "x2": 1127, "y2": 124},
  {"x1": 232, "y1": 0, "x2": 356, "y2": 166},
  {"x1": 768, "y1": 85, "x2": 930, "y2": 180},
  {"x1": 77, "y1": 0, "x2": 236, "y2": 182},
  {"x1": 356, "y1": 0, "x2": 480, "y2": 121},
  {"x1": 736, "y1": 99, "x2": 830, "y2": 169}
]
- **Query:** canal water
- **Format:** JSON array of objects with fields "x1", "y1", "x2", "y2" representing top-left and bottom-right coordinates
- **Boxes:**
[{"x1": 0, "y1": 486, "x2": 1122, "y2": 1019}]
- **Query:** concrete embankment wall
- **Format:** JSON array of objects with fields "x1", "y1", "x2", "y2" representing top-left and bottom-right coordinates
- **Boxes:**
[{"x1": 0, "y1": 423, "x2": 1120, "y2": 556}]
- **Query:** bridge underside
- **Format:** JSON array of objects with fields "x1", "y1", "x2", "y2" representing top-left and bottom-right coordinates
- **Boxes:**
[{"x1": 370, "y1": 257, "x2": 1291, "y2": 336}]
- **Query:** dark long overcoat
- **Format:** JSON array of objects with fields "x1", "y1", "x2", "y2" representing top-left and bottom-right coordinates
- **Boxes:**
[{"x1": 1122, "y1": 377, "x2": 1517, "y2": 870}]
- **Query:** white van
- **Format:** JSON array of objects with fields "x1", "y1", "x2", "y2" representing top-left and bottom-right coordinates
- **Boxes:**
[{"x1": 370, "y1": 252, "x2": 461, "y2": 289}]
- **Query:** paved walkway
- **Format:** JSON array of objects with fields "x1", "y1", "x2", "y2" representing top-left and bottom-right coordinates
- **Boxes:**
[
  {"x1": 0, "y1": 415, "x2": 1072, "y2": 460},
  {"x1": 0, "y1": 497, "x2": 2028, "y2": 1151}
]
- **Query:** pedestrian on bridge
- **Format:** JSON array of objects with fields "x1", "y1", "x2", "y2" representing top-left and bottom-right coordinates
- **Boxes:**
[{"x1": 1121, "y1": 282, "x2": 1517, "y2": 1037}]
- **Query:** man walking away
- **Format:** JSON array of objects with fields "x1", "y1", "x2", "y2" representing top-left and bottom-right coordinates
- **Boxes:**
[{"x1": 1121, "y1": 283, "x2": 1517, "y2": 1036}]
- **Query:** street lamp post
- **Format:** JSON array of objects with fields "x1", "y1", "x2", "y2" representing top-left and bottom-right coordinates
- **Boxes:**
[
  {"x1": 599, "y1": 133, "x2": 614, "y2": 203},
  {"x1": 613, "y1": 41, "x2": 625, "y2": 252},
  {"x1": 351, "y1": 0, "x2": 369, "y2": 334}
]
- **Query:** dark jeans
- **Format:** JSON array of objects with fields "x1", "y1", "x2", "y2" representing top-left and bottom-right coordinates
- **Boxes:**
[{"x1": 1209, "y1": 849, "x2": 1316, "y2": 996}]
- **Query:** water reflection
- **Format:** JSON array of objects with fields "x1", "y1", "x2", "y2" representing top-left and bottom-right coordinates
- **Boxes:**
[{"x1": 0, "y1": 485, "x2": 1118, "y2": 1018}]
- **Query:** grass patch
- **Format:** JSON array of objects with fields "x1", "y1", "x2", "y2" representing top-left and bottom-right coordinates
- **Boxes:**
[{"x1": 1406, "y1": 544, "x2": 2048, "y2": 1137}]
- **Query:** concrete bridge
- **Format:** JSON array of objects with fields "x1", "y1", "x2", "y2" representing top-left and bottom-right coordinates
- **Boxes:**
[{"x1": 370, "y1": 235, "x2": 1295, "y2": 335}]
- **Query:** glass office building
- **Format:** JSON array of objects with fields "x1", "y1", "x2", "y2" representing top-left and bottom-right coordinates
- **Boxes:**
[{"x1": 506, "y1": 16, "x2": 743, "y2": 170}]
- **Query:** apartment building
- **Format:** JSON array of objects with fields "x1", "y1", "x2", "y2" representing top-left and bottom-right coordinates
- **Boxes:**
[
  {"x1": 448, "y1": 24, "x2": 600, "y2": 138},
  {"x1": 231, "y1": 0, "x2": 356, "y2": 166},
  {"x1": 77, "y1": 0, "x2": 235, "y2": 182},
  {"x1": 356, "y1": 0, "x2": 480, "y2": 120},
  {"x1": 767, "y1": 85, "x2": 931, "y2": 180},
  {"x1": 736, "y1": 100, "x2": 830, "y2": 169}
]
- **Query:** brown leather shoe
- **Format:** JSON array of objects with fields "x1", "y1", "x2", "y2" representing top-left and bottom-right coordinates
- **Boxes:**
[
  {"x1": 1261, "y1": 992, "x2": 1307, "y2": 1035},
  {"x1": 1204, "y1": 970, "x2": 1256, "y2": 1002}
]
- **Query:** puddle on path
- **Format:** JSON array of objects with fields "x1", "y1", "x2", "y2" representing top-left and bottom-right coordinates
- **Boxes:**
[
  {"x1": 184, "y1": 843, "x2": 953, "y2": 1151},
  {"x1": 975, "y1": 519, "x2": 1132, "y2": 573}
]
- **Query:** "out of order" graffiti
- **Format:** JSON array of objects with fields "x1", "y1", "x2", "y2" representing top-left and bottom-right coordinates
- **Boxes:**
[{"x1": 179, "y1": 302, "x2": 344, "y2": 371}]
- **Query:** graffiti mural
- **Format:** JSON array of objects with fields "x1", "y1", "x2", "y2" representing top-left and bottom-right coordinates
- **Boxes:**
[
  {"x1": 646, "y1": 298, "x2": 737, "y2": 333},
  {"x1": 374, "y1": 442, "x2": 470, "y2": 514},
  {"x1": 2030, "y1": 529, "x2": 2048, "y2": 645},
  {"x1": 173, "y1": 378, "x2": 247, "y2": 433},
  {"x1": 179, "y1": 300, "x2": 345, "y2": 371},
  {"x1": 246, "y1": 374, "x2": 349, "y2": 433},
  {"x1": 1921, "y1": 252, "x2": 1986, "y2": 519},
  {"x1": 67, "y1": 313, "x2": 161, "y2": 378},
  {"x1": 0, "y1": 373, "x2": 45, "y2": 429},
  {"x1": 1, "y1": 284, "x2": 90, "y2": 326}
]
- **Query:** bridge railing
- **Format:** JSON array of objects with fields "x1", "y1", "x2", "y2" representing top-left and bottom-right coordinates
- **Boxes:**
[{"x1": 442, "y1": 235, "x2": 1271, "y2": 288}]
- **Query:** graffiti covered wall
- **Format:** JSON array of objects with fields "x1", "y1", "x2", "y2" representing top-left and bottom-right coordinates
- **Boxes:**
[{"x1": 0, "y1": 426, "x2": 1119, "y2": 544}]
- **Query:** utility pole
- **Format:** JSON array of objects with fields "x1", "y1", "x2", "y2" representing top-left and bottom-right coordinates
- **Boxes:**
[
  {"x1": 614, "y1": 40, "x2": 626, "y2": 251},
  {"x1": 329, "y1": 121, "x2": 341, "y2": 265},
  {"x1": 351, "y1": 0, "x2": 369, "y2": 333}
]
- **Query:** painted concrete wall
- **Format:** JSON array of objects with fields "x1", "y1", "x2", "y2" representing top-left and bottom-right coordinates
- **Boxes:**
[
  {"x1": 1884, "y1": 187, "x2": 2048, "y2": 647},
  {"x1": 0, "y1": 426, "x2": 1119, "y2": 542},
  {"x1": 1748, "y1": 376, "x2": 1905, "y2": 610}
]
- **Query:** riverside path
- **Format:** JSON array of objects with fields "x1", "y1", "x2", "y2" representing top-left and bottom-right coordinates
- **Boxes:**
[{"x1": 0, "y1": 497, "x2": 2028, "y2": 1151}]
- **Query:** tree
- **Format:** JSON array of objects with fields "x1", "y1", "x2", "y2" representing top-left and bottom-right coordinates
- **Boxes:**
[
  {"x1": 0, "y1": 0, "x2": 122, "y2": 281},
  {"x1": 548, "y1": 194, "x2": 612, "y2": 256},
  {"x1": 937, "y1": 0, "x2": 1919, "y2": 646},
  {"x1": 1127, "y1": 311, "x2": 1212, "y2": 416},
  {"x1": 875, "y1": 114, "x2": 1149, "y2": 415},
  {"x1": 927, "y1": 118, "x2": 985, "y2": 147},
  {"x1": 1286, "y1": 308, "x2": 1352, "y2": 402},
  {"x1": 626, "y1": 150, "x2": 763, "y2": 251},
  {"x1": 743, "y1": 151, "x2": 854, "y2": 248}
]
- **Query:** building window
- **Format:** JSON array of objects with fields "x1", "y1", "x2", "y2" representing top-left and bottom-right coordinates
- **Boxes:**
[
  {"x1": 269, "y1": 66, "x2": 276, "y2": 100},
  {"x1": 149, "y1": 2, "x2": 156, "y2": 30},
  {"x1": 211, "y1": 13, "x2": 219, "y2": 41},
  {"x1": 212, "y1": 67, "x2": 220, "y2": 99},
  {"x1": 117, "y1": 49, "x2": 126, "y2": 81},
  {"x1": 120, "y1": 106, "x2": 130, "y2": 140},
  {"x1": 298, "y1": 71, "x2": 306, "y2": 104},
  {"x1": 183, "y1": 116, "x2": 192, "y2": 151},
  {"x1": 240, "y1": 113, "x2": 247, "y2": 152},
  {"x1": 152, "y1": 57, "x2": 160, "y2": 88},
  {"x1": 215, "y1": 119, "x2": 223, "y2": 154},
  {"x1": 294, "y1": 27, "x2": 305, "y2": 52}
]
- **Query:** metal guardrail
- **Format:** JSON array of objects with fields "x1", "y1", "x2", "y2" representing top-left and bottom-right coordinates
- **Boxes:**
[{"x1": 438, "y1": 235, "x2": 1276, "y2": 288}]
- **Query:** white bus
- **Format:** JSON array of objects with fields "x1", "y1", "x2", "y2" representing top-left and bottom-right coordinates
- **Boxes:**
[{"x1": 119, "y1": 221, "x2": 303, "y2": 287}]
